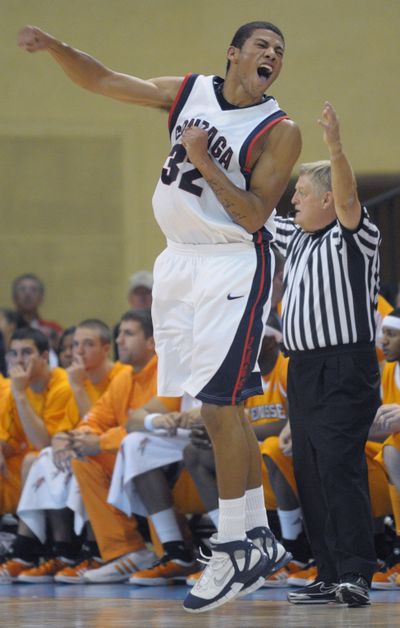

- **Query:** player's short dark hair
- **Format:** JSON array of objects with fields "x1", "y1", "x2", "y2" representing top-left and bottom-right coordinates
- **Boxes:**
[
  {"x1": 226, "y1": 21, "x2": 285, "y2": 72},
  {"x1": 120, "y1": 309, "x2": 153, "y2": 339},
  {"x1": 77, "y1": 319, "x2": 111, "y2": 344},
  {"x1": 10, "y1": 327, "x2": 49, "y2": 354},
  {"x1": 230, "y1": 21, "x2": 284, "y2": 48},
  {"x1": 12, "y1": 273, "x2": 45, "y2": 297}
]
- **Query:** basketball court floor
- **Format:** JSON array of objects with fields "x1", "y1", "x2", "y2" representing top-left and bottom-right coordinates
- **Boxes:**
[{"x1": 1, "y1": 583, "x2": 400, "y2": 627}]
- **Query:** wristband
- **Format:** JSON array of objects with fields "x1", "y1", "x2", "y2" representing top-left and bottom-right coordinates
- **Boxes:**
[{"x1": 144, "y1": 413, "x2": 161, "y2": 432}]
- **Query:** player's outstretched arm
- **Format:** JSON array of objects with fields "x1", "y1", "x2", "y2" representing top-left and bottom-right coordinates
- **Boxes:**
[
  {"x1": 17, "y1": 25, "x2": 183, "y2": 110},
  {"x1": 318, "y1": 101, "x2": 361, "y2": 230}
]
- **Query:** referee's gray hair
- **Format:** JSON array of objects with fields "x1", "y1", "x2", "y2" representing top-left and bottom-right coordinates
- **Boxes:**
[{"x1": 299, "y1": 160, "x2": 332, "y2": 193}]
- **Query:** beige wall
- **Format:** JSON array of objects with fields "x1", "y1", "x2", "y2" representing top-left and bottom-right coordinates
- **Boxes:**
[{"x1": 1, "y1": 0, "x2": 399, "y2": 326}]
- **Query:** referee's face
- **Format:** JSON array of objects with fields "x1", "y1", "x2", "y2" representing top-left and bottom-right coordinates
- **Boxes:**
[
  {"x1": 381, "y1": 327, "x2": 400, "y2": 362},
  {"x1": 291, "y1": 175, "x2": 334, "y2": 233}
]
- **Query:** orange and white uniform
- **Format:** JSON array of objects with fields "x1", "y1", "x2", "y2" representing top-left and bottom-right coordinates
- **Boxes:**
[
  {"x1": 0, "y1": 368, "x2": 74, "y2": 513},
  {"x1": 18, "y1": 361, "x2": 131, "y2": 542},
  {"x1": 71, "y1": 356, "x2": 165, "y2": 561}
]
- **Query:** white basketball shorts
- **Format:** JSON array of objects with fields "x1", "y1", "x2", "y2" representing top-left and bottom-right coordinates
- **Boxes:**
[{"x1": 152, "y1": 236, "x2": 274, "y2": 405}]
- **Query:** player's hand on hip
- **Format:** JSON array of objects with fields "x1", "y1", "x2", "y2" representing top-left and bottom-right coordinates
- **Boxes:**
[
  {"x1": 17, "y1": 25, "x2": 54, "y2": 53},
  {"x1": 181, "y1": 127, "x2": 209, "y2": 168}
]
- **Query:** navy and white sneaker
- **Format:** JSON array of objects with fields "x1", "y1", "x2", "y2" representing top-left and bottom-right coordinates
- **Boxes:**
[
  {"x1": 288, "y1": 580, "x2": 338, "y2": 604},
  {"x1": 238, "y1": 526, "x2": 292, "y2": 597},
  {"x1": 336, "y1": 573, "x2": 370, "y2": 607},
  {"x1": 183, "y1": 536, "x2": 267, "y2": 613}
]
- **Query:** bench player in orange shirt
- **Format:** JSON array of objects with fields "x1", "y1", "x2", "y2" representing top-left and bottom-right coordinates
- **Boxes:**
[
  {"x1": 0, "y1": 328, "x2": 75, "y2": 581},
  {"x1": 10, "y1": 320, "x2": 130, "y2": 583},
  {"x1": 369, "y1": 309, "x2": 400, "y2": 589}
]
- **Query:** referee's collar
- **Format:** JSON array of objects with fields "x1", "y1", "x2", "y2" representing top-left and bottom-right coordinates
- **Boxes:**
[{"x1": 307, "y1": 219, "x2": 337, "y2": 237}]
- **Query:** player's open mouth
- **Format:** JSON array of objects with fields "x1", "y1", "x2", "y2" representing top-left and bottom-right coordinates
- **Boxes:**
[{"x1": 257, "y1": 66, "x2": 272, "y2": 81}]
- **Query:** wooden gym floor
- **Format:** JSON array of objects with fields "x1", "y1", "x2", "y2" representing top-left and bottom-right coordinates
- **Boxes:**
[{"x1": 0, "y1": 584, "x2": 400, "y2": 627}]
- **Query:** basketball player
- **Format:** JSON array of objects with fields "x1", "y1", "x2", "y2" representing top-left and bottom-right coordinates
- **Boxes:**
[
  {"x1": 18, "y1": 21, "x2": 301, "y2": 611},
  {"x1": 371, "y1": 309, "x2": 400, "y2": 588}
]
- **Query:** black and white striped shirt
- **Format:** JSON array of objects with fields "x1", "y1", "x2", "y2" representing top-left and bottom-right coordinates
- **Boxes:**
[{"x1": 273, "y1": 208, "x2": 381, "y2": 352}]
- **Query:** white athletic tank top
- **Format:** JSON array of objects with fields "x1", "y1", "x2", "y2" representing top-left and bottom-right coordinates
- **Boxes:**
[{"x1": 152, "y1": 74, "x2": 288, "y2": 245}]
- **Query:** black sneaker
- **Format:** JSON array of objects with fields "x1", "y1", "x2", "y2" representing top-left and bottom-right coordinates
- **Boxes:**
[
  {"x1": 336, "y1": 573, "x2": 370, "y2": 607},
  {"x1": 288, "y1": 580, "x2": 338, "y2": 604}
]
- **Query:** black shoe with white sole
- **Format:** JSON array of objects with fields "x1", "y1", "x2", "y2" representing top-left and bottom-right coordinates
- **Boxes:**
[
  {"x1": 336, "y1": 573, "x2": 370, "y2": 607},
  {"x1": 288, "y1": 580, "x2": 338, "y2": 604}
]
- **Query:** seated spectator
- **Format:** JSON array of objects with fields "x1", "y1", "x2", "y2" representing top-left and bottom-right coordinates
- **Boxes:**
[
  {"x1": 127, "y1": 271, "x2": 153, "y2": 310},
  {"x1": 11, "y1": 274, "x2": 63, "y2": 363},
  {"x1": 0, "y1": 328, "x2": 75, "y2": 582},
  {"x1": 14, "y1": 320, "x2": 130, "y2": 583},
  {"x1": 113, "y1": 271, "x2": 153, "y2": 359},
  {"x1": 57, "y1": 327, "x2": 76, "y2": 369}
]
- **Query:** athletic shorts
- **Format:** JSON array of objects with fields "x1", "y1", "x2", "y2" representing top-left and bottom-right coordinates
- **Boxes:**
[{"x1": 152, "y1": 238, "x2": 274, "y2": 405}]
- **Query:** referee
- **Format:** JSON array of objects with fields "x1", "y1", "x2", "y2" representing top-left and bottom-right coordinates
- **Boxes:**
[{"x1": 274, "y1": 102, "x2": 381, "y2": 607}]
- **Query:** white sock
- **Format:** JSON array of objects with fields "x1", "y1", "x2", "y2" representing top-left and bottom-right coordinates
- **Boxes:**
[
  {"x1": 245, "y1": 486, "x2": 269, "y2": 531},
  {"x1": 277, "y1": 507, "x2": 303, "y2": 540},
  {"x1": 207, "y1": 508, "x2": 219, "y2": 528},
  {"x1": 150, "y1": 508, "x2": 183, "y2": 544},
  {"x1": 217, "y1": 495, "x2": 246, "y2": 542}
]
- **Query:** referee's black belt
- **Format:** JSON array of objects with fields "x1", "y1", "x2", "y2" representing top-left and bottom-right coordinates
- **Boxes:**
[{"x1": 283, "y1": 342, "x2": 375, "y2": 360}]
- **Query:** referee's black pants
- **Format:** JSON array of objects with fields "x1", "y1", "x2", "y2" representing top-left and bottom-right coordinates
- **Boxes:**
[{"x1": 287, "y1": 343, "x2": 380, "y2": 584}]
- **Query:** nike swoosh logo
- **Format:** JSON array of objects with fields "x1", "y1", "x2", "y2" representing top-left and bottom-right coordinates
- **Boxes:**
[{"x1": 227, "y1": 293, "x2": 244, "y2": 300}]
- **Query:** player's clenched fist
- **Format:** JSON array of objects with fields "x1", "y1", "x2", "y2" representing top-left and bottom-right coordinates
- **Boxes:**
[{"x1": 17, "y1": 25, "x2": 54, "y2": 53}]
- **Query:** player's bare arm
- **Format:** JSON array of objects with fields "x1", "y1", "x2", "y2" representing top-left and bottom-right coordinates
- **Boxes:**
[
  {"x1": 17, "y1": 25, "x2": 183, "y2": 110},
  {"x1": 182, "y1": 119, "x2": 301, "y2": 233},
  {"x1": 318, "y1": 101, "x2": 361, "y2": 230}
]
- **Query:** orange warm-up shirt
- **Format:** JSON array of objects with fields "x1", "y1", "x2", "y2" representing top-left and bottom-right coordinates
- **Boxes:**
[
  {"x1": 0, "y1": 374, "x2": 10, "y2": 397},
  {"x1": 245, "y1": 352, "x2": 288, "y2": 428},
  {"x1": 63, "y1": 361, "x2": 131, "y2": 426},
  {"x1": 0, "y1": 367, "x2": 75, "y2": 455},
  {"x1": 77, "y1": 355, "x2": 179, "y2": 453}
]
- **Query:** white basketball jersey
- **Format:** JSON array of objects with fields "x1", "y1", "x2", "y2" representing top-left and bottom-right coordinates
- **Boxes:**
[{"x1": 152, "y1": 74, "x2": 288, "y2": 245}]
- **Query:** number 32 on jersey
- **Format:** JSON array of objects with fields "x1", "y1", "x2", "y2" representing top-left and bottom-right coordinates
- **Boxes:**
[{"x1": 161, "y1": 144, "x2": 203, "y2": 197}]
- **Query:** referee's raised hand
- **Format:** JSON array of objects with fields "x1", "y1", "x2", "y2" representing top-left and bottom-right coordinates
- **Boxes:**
[{"x1": 318, "y1": 101, "x2": 341, "y2": 156}]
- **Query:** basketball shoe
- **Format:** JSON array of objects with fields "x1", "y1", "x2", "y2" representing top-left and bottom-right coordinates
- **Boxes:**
[
  {"x1": 336, "y1": 573, "x2": 370, "y2": 607},
  {"x1": 55, "y1": 556, "x2": 104, "y2": 584},
  {"x1": 0, "y1": 558, "x2": 34, "y2": 583},
  {"x1": 263, "y1": 560, "x2": 308, "y2": 588},
  {"x1": 17, "y1": 557, "x2": 74, "y2": 583},
  {"x1": 288, "y1": 580, "x2": 338, "y2": 604},
  {"x1": 183, "y1": 536, "x2": 267, "y2": 613},
  {"x1": 129, "y1": 552, "x2": 198, "y2": 586},
  {"x1": 83, "y1": 548, "x2": 156, "y2": 583}
]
